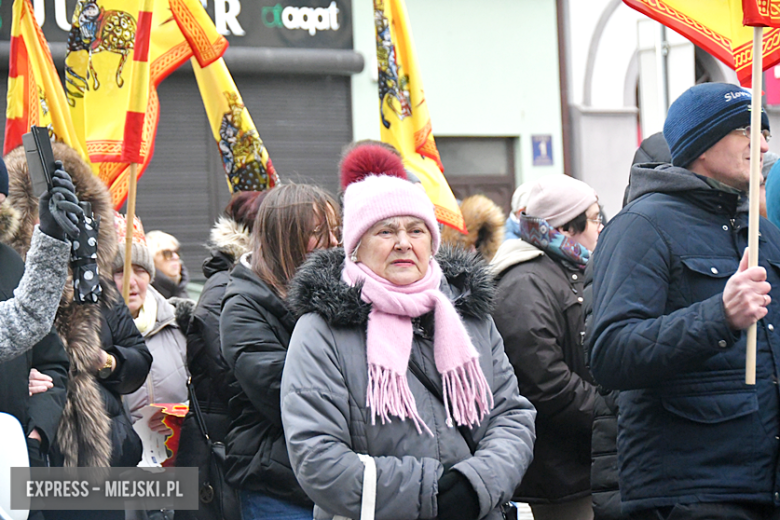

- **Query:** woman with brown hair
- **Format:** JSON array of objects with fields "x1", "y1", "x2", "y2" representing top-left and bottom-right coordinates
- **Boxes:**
[{"x1": 219, "y1": 184, "x2": 340, "y2": 520}]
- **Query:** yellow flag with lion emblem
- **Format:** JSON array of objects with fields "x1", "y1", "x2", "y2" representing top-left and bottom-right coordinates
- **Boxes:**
[
  {"x1": 65, "y1": 0, "x2": 228, "y2": 208},
  {"x1": 374, "y1": 0, "x2": 466, "y2": 234}
]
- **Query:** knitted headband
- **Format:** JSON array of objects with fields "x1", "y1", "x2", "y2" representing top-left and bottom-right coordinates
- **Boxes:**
[
  {"x1": 664, "y1": 82, "x2": 770, "y2": 168},
  {"x1": 525, "y1": 175, "x2": 598, "y2": 228},
  {"x1": 342, "y1": 175, "x2": 440, "y2": 258},
  {"x1": 112, "y1": 211, "x2": 155, "y2": 280}
]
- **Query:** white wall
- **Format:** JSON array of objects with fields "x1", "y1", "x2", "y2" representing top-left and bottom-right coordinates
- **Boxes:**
[
  {"x1": 351, "y1": 0, "x2": 564, "y2": 186},
  {"x1": 563, "y1": 0, "x2": 742, "y2": 217}
]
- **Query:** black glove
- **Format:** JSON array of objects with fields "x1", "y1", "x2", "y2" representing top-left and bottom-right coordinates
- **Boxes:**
[
  {"x1": 437, "y1": 469, "x2": 480, "y2": 520},
  {"x1": 26, "y1": 436, "x2": 47, "y2": 468},
  {"x1": 38, "y1": 162, "x2": 83, "y2": 241}
]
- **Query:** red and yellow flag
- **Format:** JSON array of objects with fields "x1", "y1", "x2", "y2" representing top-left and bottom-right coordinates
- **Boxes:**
[
  {"x1": 373, "y1": 0, "x2": 466, "y2": 234},
  {"x1": 624, "y1": 0, "x2": 780, "y2": 86},
  {"x1": 66, "y1": 0, "x2": 228, "y2": 208},
  {"x1": 4, "y1": 0, "x2": 85, "y2": 157},
  {"x1": 192, "y1": 57, "x2": 278, "y2": 193},
  {"x1": 743, "y1": 0, "x2": 780, "y2": 27}
]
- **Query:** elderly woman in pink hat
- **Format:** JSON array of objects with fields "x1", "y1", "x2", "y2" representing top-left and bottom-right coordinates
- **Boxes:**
[{"x1": 281, "y1": 174, "x2": 536, "y2": 520}]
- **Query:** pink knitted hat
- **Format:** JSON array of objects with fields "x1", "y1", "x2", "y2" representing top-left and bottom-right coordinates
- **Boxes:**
[
  {"x1": 525, "y1": 175, "x2": 598, "y2": 228},
  {"x1": 342, "y1": 175, "x2": 440, "y2": 258}
]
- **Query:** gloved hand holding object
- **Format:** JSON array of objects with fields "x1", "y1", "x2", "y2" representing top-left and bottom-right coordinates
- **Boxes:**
[{"x1": 38, "y1": 161, "x2": 83, "y2": 241}]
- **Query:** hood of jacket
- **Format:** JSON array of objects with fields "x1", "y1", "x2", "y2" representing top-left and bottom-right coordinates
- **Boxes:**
[
  {"x1": 202, "y1": 217, "x2": 252, "y2": 278},
  {"x1": 286, "y1": 245, "x2": 494, "y2": 328},
  {"x1": 3, "y1": 143, "x2": 118, "y2": 467},
  {"x1": 4, "y1": 142, "x2": 119, "y2": 299},
  {"x1": 441, "y1": 194, "x2": 505, "y2": 263},
  {"x1": 626, "y1": 163, "x2": 748, "y2": 215},
  {"x1": 489, "y1": 238, "x2": 545, "y2": 277},
  {"x1": 208, "y1": 216, "x2": 252, "y2": 262}
]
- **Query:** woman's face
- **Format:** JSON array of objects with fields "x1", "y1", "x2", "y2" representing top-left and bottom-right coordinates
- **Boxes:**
[
  {"x1": 113, "y1": 265, "x2": 151, "y2": 318},
  {"x1": 307, "y1": 204, "x2": 340, "y2": 253},
  {"x1": 356, "y1": 216, "x2": 432, "y2": 286},
  {"x1": 562, "y1": 202, "x2": 602, "y2": 253}
]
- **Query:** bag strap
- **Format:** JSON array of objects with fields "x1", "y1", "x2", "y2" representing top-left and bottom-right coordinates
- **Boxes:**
[
  {"x1": 333, "y1": 454, "x2": 376, "y2": 520},
  {"x1": 407, "y1": 359, "x2": 478, "y2": 455},
  {"x1": 187, "y1": 378, "x2": 211, "y2": 442}
]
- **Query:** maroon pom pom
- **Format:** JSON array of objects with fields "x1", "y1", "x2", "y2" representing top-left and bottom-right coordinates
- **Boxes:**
[{"x1": 340, "y1": 144, "x2": 407, "y2": 190}]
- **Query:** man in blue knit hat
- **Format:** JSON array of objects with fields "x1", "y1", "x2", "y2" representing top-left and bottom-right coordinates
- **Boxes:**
[{"x1": 588, "y1": 82, "x2": 780, "y2": 519}]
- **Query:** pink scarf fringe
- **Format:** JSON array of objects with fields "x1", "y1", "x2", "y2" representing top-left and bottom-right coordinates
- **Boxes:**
[
  {"x1": 367, "y1": 364, "x2": 433, "y2": 436},
  {"x1": 441, "y1": 359, "x2": 494, "y2": 428}
]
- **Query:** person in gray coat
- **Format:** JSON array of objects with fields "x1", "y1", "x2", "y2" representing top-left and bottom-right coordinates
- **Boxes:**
[
  {"x1": 282, "y1": 174, "x2": 536, "y2": 520},
  {"x1": 0, "y1": 161, "x2": 83, "y2": 362}
]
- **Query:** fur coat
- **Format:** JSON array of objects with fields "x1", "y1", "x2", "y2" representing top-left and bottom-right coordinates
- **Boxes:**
[{"x1": 3, "y1": 143, "x2": 140, "y2": 467}]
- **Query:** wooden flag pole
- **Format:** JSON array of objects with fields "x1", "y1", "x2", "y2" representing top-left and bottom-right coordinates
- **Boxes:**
[
  {"x1": 746, "y1": 26, "x2": 763, "y2": 385},
  {"x1": 122, "y1": 163, "x2": 139, "y2": 304}
]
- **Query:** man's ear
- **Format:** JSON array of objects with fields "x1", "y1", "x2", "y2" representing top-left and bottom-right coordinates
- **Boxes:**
[{"x1": 557, "y1": 226, "x2": 574, "y2": 238}]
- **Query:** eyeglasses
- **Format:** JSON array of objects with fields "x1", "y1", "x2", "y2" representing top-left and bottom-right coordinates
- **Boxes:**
[
  {"x1": 734, "y1": 126, "x2": 772, "y2": 142},
  {"x1": 587, "y1": 215, "x2": 603, "y2": 225},
  {"x1": 160, "y1": 249, "x2": 180, "y2": 261},
  {"x1": 312, "y1": 224, "x2": 342, "y2": 247}
]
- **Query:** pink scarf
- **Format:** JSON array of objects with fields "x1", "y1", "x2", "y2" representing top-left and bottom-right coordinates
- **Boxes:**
[{"x1": 342, "y1": 258, "x2": 493, "y2": 436}]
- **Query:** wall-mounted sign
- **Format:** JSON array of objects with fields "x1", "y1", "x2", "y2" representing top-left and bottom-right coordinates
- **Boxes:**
[
  {"x1": 0, "y1": 0, "x2": 353, "y2": 50},
  {"x1": 532, "y1": 135, "x2": 553, "y2": 167}
]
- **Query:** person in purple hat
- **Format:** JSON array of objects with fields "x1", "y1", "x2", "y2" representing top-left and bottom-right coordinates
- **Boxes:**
[{"x1": 589, "y1": 82, "x2": 780, "y2": 519}]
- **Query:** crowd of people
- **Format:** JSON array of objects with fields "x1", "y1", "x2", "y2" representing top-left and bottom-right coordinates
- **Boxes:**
[{"x1": 2, "y1": 80, "x2": 780, "y2": 520}]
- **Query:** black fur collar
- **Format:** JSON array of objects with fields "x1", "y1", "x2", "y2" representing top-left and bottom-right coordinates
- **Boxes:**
[{"x1": 286, "y1": 245, "x2": 494, "y2": 327}]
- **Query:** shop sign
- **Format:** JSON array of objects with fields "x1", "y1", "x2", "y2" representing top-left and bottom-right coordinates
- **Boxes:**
[{"x1": 0, "y1": 0, "x2": 353, "y2": 50}]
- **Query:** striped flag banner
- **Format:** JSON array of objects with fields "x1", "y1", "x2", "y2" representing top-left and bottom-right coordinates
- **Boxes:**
[
  {"x1": 4, "y1": 0, "x2": 86, "y2": 158},
  {"x1": 122, "y1": 0, "x2": 154, "y2": 164}
]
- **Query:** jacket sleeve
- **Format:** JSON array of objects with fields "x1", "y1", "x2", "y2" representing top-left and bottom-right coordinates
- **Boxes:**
[
  {"x1": 282, "y1": 314, "x2": 441, "y2": 520},
  {"x1": 589, "y1": 212, "x2": 738, "y2": 390},
  {"x1": 187, "y1": 274, "x2": 235, "y2": 404},
  {"x1": 493, "y1": 270, "x2": 599, "y2": 433},
  {"x1": 220, "y1": 293, "x2": 287, "y2": 428},
  {"x1": 452, "y1": 319, "x2": 537, "y2": 519},
  {"x1": 0, "y1": 227, "x2": 70, "y2": 363},
  {"x1": 27, "y1": 328, "x2": 70, "y2": 452},
  {"x1": 101, "y1": 296, "x2": 153, "y2": 395}
]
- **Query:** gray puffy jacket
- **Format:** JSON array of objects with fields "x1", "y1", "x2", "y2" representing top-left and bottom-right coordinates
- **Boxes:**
[{"x1": 282, "y1": 247, "x2": 536, "y2": 520}]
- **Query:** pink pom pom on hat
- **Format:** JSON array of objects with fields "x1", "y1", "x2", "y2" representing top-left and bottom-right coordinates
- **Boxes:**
[
  {"x1": 339, "y1": 143, "x2": 407, "y2": 190},
  {"x1": 342, "y1": 175, "x2": 440, "y2": 258}
]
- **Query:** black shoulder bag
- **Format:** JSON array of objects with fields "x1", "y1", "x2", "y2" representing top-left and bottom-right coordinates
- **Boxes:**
[
  {"x1": 186, "y1": 380, "x2": 240, "y2": 520},
  {"x1": 407, "y1": 359, "x2": 518, "y2": 520}
]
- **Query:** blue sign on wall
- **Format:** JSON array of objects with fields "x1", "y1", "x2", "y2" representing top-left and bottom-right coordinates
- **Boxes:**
[{"x1": 532, "y1": 135, "x2": 553, "y2": 166}]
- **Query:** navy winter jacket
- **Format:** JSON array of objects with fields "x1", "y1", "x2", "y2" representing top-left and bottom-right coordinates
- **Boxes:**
[{"x1": 589, "y1": 164, "x2": 780, "y2": 513}]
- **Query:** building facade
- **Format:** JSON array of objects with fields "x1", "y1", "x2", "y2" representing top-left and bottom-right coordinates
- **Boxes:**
[{"x1": 0, "y1": 0, "x2": 564, "y2": 278}]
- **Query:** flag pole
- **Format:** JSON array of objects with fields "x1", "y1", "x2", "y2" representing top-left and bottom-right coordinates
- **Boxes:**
[
  {"x1": 121, "y1": 163, "x2": 139, "y2": 304},
  {"x1": 746, "y1": 26, "x2": 763, "y2": 385}
]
